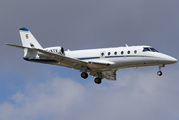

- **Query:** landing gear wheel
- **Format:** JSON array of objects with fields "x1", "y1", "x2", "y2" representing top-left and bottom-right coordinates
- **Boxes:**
[
  {"x1": 81, "y1": 72, "x2": 88, "y2": 79},
  {"x1": 157, "y1": 71, "x2": 162, "y2": 76},
  {"x1": 94, "y1": 78, "x2": 102, "y2": 84}
]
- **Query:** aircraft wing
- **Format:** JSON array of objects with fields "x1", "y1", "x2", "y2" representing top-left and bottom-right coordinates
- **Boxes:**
[
  {"x1": 6, "y1": 44, "x2": 113, "y2": 71},
  {"x1": 7, "y1": 44, "x2": 116, "y2": 80},
  {"x1": 34, "y1": 48, "x2": 88, "y2": 68},
  {"x1": 35, "y1": 48, "x2": 114, "y2": 71}
]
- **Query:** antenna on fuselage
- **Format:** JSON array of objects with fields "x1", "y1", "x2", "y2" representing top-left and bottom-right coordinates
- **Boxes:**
[{"x1": 125, "y1": 44, "x2": 128, "y2": 47}]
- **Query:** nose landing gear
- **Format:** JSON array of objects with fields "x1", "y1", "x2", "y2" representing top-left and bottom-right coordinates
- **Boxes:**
[
  {"x1": 157, "y1": 64, "x2": 165, "y2": 76},
  {"x1": 157, "y1": 71, "x2": 162, "y2": 76}
]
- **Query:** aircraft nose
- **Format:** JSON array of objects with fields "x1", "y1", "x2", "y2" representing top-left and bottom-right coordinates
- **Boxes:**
[{"x1": 165, "y1": 55, "x2": 177, "y2": 64}]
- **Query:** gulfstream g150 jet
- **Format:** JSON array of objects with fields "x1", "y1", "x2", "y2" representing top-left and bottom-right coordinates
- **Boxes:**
[{"x1": 6, "y1": 27, "x2": 177, "y2": 84}]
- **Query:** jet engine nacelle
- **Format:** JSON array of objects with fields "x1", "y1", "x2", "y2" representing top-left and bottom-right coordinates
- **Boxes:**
[{"x1": 43, "y1": 46, "x2": 65, "y2": 55}]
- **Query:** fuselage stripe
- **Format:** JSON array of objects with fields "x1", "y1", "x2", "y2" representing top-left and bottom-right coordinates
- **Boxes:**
[
  {"x1": 77, "y1": 55, "x2": 158, "y2": 60},
  {"x1": 24, "y1": 55, "x2": 159, "y2": 62}
]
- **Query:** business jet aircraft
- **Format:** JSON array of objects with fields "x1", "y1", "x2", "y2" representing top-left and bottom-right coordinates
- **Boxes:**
[{"x1": 6, "y1": 27, "x2": 177, "y2": 84}]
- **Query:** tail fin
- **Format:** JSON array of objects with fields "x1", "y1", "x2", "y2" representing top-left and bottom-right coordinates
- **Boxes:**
[
  {"x1": 19, "y1": 27, "x2": 43, "y2": 59},
  {"x1": 19, "y1": 27, "x2": 43, "y2": 49}
]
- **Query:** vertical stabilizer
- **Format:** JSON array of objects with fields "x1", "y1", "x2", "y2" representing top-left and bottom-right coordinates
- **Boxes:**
[
  {"x1": 19, "y1": 27, "x2": 43, "y2": 49},
  {"x1": 19, "y1": 27, "x2": 43, "y2": 59}
]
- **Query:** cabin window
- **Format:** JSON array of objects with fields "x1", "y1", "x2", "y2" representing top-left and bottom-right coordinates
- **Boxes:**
[
  {"x1": 127, "y1": 51, "x2": 130, "y2": 54},
  {"x1": 143, "y1": 47, "x2": 150, "y2": 52},
  {"x1": 134, "y1": 50, "x2": 137, "y2": 54},
  {"x1": 101, "y1": 52, "x2": 104, "y2": 56},
  {"x1": 121, "y1": 51, "x2": 124, "y2": 55},
  {"x1": 114, "y1": 51, "x2": 117, "y2": 55},
  {"x1": 108, "y1": 52, "x2": 111, "y2": 56}
]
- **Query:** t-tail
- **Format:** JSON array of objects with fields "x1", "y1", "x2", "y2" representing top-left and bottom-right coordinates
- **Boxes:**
[
  {"x1": 7, "y1": 27, "x2": 43, "y2": 59},
  {"x1": 19, "y1": 27, "x2": 43, "y2": 59},
  {"x1": 19, "y1": 27, "x2": 42, "y2": 49}
]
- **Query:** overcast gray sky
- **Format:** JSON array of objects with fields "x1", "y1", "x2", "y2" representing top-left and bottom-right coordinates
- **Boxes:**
[{"x1": 1, "y1": 0, "x2": 179, "y2": 120}]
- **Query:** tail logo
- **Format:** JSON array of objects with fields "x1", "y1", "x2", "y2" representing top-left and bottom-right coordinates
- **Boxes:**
[{"x1": 26, "y1": 34, "x2": 29, "y2": 39}]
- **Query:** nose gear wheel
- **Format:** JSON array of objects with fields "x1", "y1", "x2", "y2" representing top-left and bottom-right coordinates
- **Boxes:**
[{"x1": 157, "y1": 71, "x2": 162, "y2": 76}]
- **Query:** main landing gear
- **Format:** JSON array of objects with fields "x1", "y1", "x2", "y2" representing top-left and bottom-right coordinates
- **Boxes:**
[
  {"x1": 157, "y1": 64, "x2": 165, "y2": 76},
  {"x1": 81, "y1": 72, "x2": 88, "y2": 79},
  {"x1": 94, "y1": 72, "x2": 102, "y2": 84},
  {"x1": 94, "y1": 77, "x2": 102, "y2": 84},
  {"x1": 81, "y1": 72, "x2": 102, "y2": 84}
]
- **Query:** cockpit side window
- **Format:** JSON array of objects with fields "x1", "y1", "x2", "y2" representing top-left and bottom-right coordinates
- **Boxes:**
[
  {"x1": 150, "y1": 47, "x2": 159, "y2": 52},
  {"x1": 143, "y1": 47, "x2": 150, "y2": 52}
]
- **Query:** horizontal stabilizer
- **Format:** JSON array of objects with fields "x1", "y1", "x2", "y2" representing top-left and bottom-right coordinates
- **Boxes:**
[
  {"x1": 6, "y1": 44, "x2": 30, "y2": 49},
  {"x1": 6, "y1": 44, "x2": 38, "y2": 59}
]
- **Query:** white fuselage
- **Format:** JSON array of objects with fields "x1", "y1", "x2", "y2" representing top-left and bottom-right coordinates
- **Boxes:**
[{"x1": 33, "y1": 45, "x2": 177, "y2": 72}]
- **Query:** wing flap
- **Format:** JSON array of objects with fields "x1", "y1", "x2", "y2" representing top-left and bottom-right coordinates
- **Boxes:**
[
  {"x1": 89, "y1": 70, "x2": 116, "y2": 80},
  {"x1": 102, "y1": 71, "x2": 116, "y2": 80},
  {"x1": 33, "y1": 49, "x2": 115, "y2": 70},
  {"x1": 88, "y1": 60, "x2": 114, "y2": 65},
  {"x1": 87, "y1": 60, "x2": 114, "y2": 71}
]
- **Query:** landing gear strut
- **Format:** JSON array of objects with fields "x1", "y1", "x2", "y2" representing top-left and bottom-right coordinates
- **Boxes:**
[
  {"x1": 81, "y1": 72, "x2": 88, "y2": 79},
  {"x1": 157, "y1": 64, "x2": 165, "y2": 76}
]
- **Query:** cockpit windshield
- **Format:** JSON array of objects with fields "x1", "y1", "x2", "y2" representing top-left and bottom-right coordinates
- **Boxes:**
[
  {"x1": 143, "y1": 47, "x2": 150, "y2": 52},
  {"x1": 143, "y1": 47, "x2": 159, "y2": 52},
  {"x1": 149, "y1": 47, "x2": 159, "y2": 52}
]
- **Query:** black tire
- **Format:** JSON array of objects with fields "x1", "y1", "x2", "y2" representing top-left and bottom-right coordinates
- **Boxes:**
[
  {"x1": 157, "y1": 71, "x2": 162, "y2": 76},
  {"x1": 94, "y1": 78, "x2": 102, "y2": 84},
  {"x1": 81, "y1": 72, "x2": 88, "y2": 79}
]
